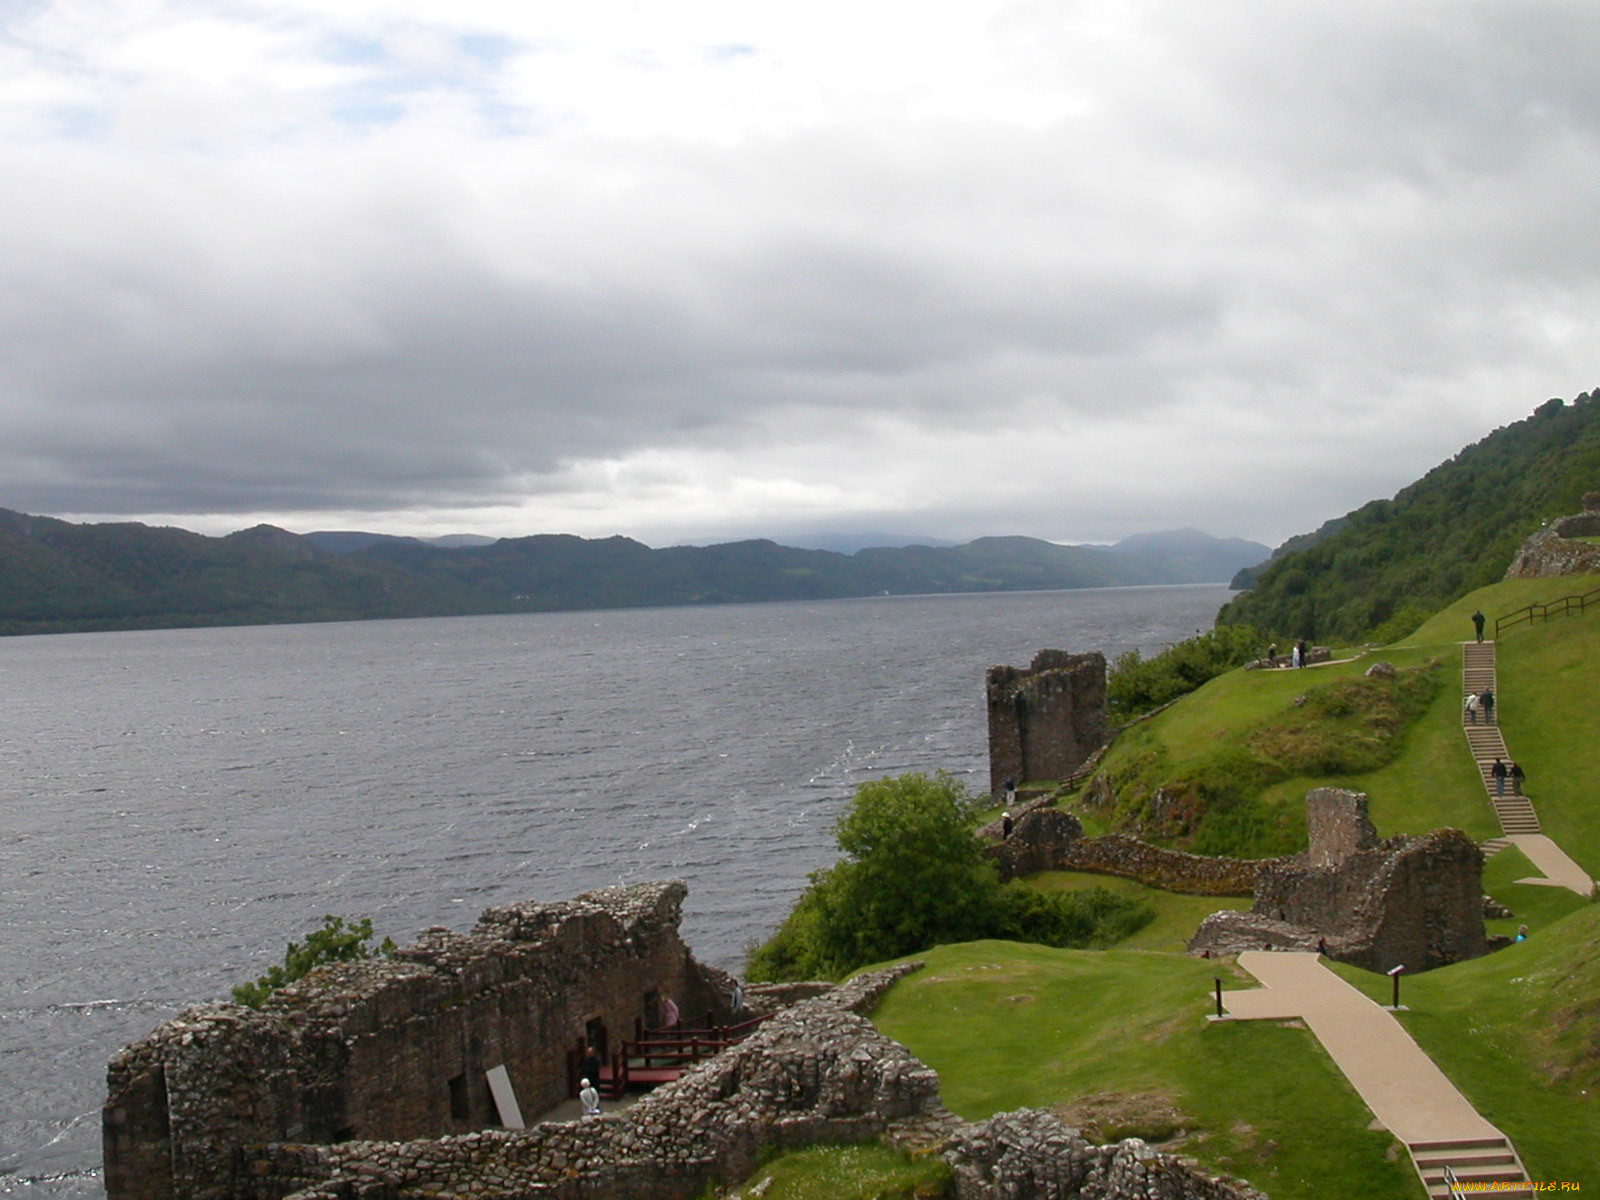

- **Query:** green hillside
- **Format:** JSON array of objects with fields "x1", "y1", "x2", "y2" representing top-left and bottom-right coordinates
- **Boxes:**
[
  {"x1": 1218, "y1": 390, "x2": 1600, "y2": 643},
  {"x1": 857, "y1": 575, "x2": 1600, "y2": 1200}
]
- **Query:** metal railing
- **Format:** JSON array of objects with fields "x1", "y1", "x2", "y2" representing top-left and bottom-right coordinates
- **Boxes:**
[{"x1": 1494, "y1": 585, "x2": 1600, "y2": 639}]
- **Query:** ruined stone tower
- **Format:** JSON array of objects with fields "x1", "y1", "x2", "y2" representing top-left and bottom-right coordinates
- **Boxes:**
[{"x1": 986, "y1": 649, "x2": 1107, "y2": 795}]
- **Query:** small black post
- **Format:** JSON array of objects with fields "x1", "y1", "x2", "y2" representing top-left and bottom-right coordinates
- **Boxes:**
[
  {"x1": 1214, "y1": 978, "x2": 1223, "y2": 1019},
  {"x1": 1387, "y1": 964, "x2": 1405, "y2": 1008}
]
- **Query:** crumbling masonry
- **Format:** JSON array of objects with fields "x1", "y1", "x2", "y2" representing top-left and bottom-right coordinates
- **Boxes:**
[
  {"x1": 986, "y1": 650, "x2": 1108, "y2": 794},
  {"x1": 106, "y1": 883, "x2": 1265, "y2": 1200},
  {"x1": 1188, "y1": 788, "x2": 1488, "y2": 972}
]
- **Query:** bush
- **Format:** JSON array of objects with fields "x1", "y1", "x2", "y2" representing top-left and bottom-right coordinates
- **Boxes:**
[
  {"x1": 1107, "y1": 624, "x2": 1264, "y2": 719},
  {"x1": 747, "y1": 772, "x2": 1151, "y2": 981},
  {"x1": 232, "y1": 914, "x2": 396, "y2": 1008}
]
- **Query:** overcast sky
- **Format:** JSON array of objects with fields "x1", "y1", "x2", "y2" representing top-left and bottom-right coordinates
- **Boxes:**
[{"x1": 2, "y1": 0, "x2": 1596, "y2": 548}]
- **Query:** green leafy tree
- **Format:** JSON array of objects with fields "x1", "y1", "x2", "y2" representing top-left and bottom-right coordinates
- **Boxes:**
[
  {"x1": 747, "y1": 772, "x2": 1149, "y2": 981},
  {"x1": 232, "y1": 914, "x2": 396, "y2": 1008}
]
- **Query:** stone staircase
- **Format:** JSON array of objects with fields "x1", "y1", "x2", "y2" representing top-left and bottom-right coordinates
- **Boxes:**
[
  {"x1": 1462, "y1": 642, "x2": 1540, "y2": 837},
  {"x1": 1410, "y1": 1135, "x2": 1534, "y2": 1199}
]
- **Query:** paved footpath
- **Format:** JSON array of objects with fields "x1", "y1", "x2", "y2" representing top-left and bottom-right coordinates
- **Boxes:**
[{"x1": 1223, "y1": 951, "x2": 1532, "y2": 1197}]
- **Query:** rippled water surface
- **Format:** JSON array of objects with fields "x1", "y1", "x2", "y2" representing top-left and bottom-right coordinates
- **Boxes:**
[{"x1": 0, "y1": 585, "x2": 1229, "y2": 1194}]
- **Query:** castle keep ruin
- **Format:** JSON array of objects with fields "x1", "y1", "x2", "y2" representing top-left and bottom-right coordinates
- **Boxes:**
[{"x1": 986, "y1": 650, "x2": 1108, "y2": 794}]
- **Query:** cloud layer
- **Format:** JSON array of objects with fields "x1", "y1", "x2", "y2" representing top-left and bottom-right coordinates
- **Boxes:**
[{"x1": 2, "y1": 0, "x2": 1597, "y2": 546}]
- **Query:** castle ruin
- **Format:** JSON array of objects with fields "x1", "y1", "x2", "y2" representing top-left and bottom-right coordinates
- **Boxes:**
[
  {"x1": 986, "y1": 650, "x2": 1108, "y2": 795},
  {"x1": 104, "y1": 884, "x2": 1266, "y2": 1200},
  {"x1": 103, "y1": 881, "x2": 735, "y2": 1200},
  {"x1": 1188, "y1": 788, "x2": 1489, "y2": 972}
]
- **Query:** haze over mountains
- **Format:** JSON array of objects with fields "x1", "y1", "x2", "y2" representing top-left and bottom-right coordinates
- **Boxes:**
[{"x1": 0, "y1": 511, "x2": 1265, "y2": 637}]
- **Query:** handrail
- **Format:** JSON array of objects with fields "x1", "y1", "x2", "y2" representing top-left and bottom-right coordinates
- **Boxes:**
[{"x1": 1494, "y1": 585, "x2": 1600, "y2": 639}]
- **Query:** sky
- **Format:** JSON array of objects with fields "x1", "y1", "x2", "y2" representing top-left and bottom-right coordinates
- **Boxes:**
[{"x1": 1, "y1": 0, "x2": 1597, "y2": 550}]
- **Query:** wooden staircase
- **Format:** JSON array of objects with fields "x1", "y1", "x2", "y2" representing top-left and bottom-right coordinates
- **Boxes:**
[{"x1": 1410, "y1": 1135, "x2": 1534, "y2": 1198}]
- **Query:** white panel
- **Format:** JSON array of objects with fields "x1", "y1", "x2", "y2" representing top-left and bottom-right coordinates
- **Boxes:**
[{"x1": 485, "y1": 1064, "x2": 526, "y2": 1130}]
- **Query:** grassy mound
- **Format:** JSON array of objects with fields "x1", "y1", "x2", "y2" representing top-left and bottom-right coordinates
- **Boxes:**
[
  {"x1": 1080, "y1": 573, "x2": 1600, "y2": 859},
  {"x1": 1084, "y1": 658, "x2": 1443, "y2": 855}
]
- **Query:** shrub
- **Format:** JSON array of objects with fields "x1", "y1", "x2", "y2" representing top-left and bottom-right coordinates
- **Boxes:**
[
  {"x1": 232, "y1": 914, "x2": 396, "y2": 1008},
  {"x1": 1107, "y1": 624, "x2": 1264, "y2": 719}
]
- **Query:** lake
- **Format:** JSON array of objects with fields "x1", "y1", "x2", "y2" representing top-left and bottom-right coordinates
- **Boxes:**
[{"x1": 0, "y1": 584, "x2": 1229, "y2": 1194}]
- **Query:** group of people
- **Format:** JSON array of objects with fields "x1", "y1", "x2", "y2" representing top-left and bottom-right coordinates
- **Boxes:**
[
  {"x1": 1264, "y1": 639, "x2": 1312, "y2": 669},
  {"x1": 1463, "y1": 687, "x2": 1496, "y2": 724},
  {"x1": 1489, "y1": 756, "x2": 1527, "y2": 797}
]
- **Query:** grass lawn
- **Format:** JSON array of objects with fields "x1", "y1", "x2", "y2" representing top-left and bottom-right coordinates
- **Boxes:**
[
  {"x1": 871, "y1": 941, "x2": 1419, "y2": 1200},
  {"x1": 1026, "y1": 869, "x2": 1248, "y2": 953}
]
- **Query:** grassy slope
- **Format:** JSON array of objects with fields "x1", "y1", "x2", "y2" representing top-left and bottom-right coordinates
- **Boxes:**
[
  {"x1": 872, "y1": 942, "x2": 1417, "y2": 1200},
  {"x1": 867, "y1": 573, "x2": 1600, "y2": 1198}
]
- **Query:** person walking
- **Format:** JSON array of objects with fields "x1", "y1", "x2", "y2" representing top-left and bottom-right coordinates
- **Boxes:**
[
  {"x1": 1480, "y1": 688, "x2": 1495, "y2": 724},
  {"x1": 1510, "y1": 761, "x2": 1526, "y2": 795},
  {"x1": 1472, "y1": 610, "x2": 1486, "y2": 642},
  {"x1": 1465, "y1": 692, "x2": 1480, "y2": 724},
  {"x1": 1491, "y1": 757, "x2": 1508, "y2": 797}
]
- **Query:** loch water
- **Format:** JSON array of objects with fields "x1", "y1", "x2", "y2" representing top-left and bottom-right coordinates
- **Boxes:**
[{"x1": 0, "y1": 584, "x2": 1230, "y2": 1195}]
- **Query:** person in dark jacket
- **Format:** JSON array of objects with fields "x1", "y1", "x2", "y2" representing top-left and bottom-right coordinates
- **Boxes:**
[
  {"x1": 1472, "y1": 610, "x2": 1486, "y2": 642},
  {"x1": 1491, "y1": 757, "x2": 1508, "y2": 797},
  {"x1": 1480, "y1": 688, "x2": 1495, "y2": 723},
  {"x1": 1510, "y1": 761, "x2": 1526, "y2": 795}
]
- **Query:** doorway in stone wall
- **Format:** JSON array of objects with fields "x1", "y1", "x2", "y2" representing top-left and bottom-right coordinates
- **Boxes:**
[{"x1": 585, "y1": 1016, "x2": 608, "y2": 1062}]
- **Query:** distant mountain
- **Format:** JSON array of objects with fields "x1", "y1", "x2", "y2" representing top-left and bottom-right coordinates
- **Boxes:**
[
  {"x1": 1106, "y1": 528, "x2": 1271, "y2": 584},
  {"x1": 304, "y1": 530, "x2": 495, "y2": 553},
  {"x1": 741, "y1": 531, "x2": 960, "y2": 554},
  {"x1": 1219, "y1": 390, "x2": 1600, "y2": 642},
  {"x1": 0, "y1": 515, "x2": 1256, "y2": 636}
]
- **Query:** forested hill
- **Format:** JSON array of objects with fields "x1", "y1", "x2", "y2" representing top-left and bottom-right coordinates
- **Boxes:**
[
  {"x1": 1218, "y1": 391, "x2": 1600, "y2": 643},
  {"x1": 0, "y1": 512, "x2": 1262, "y2": 636}
]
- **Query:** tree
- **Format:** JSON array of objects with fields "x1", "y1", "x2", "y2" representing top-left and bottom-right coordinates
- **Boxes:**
[{"x1": 747, "y1": 772, "x2": 1149, "y2": 981}]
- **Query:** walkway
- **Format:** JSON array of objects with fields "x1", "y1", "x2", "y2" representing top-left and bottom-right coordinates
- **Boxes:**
[
  {"x1": 1461, "y1": 642, "x2": 1594, "y2": 896},
  {"x1": 1221, "y1": 952, "x2": 1533, "y2": 1199}
]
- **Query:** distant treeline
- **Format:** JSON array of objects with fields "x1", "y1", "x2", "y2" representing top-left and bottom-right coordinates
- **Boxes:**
[
  {"x1": 0, "y1": 513, "x2": 1261, "y2": 636},
  {"x1": 1220, "y1": 391, "x2": 1600, "y2": 644}
]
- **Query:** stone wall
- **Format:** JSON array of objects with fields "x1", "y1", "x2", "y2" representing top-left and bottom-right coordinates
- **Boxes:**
[
  {"x1": 236, "y1": 965, "x2": 937, "y2": 1200},
  {"x1": 104, "y1": 882, "x2": 734, "y2": 1200},
  {"x1": 1189, "y1": 789, "x2": 1488, "y2": 972},
  {"x1": 987, "y1": 650, "x2": 1108, "y2": 794},
  {"x1": 986, "y1": 806, "x2": 1273, "y2": 897},
  {"x1": 1304, "y1": 787, "x2": 1379, "y2": 868},
  {"x1": 228, "y1": 968, "x2": 1264, "y2": 1200},
  {"x1": 944, "y1": 1109, "x2": 1265, "y2": 1200}
]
